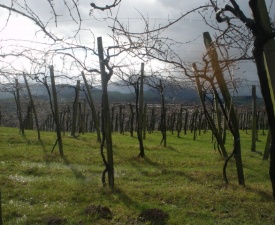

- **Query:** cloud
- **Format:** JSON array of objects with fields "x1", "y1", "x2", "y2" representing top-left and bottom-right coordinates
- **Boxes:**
[{"x1": 0, "y1": 0, "x2": 274, "y2": 82}]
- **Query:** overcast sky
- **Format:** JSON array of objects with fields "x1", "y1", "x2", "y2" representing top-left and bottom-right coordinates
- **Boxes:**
[{"x1": 0, "y1": 0, "x2": 274, "y2": 94}]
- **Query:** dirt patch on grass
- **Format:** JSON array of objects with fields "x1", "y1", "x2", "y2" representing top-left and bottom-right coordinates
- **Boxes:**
[
  {"x1": 84, "y1": 204, "x2": 112, "y2": 220},
  {"x1": 138, "y1": 208, "x2": 169, "y2": 225}
]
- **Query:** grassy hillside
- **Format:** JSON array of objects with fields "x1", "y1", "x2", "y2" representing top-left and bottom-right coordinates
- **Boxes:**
[{"x1": 0, "y1": 127, "x2": 274, "y2": 224}]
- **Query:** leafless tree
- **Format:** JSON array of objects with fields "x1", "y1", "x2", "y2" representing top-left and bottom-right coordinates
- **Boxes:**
[
  {"x1": 209, "y1": 0, "x2": 275, "y2": 199},
  {"x1": 109, "y1": 1, "x2": 246, "y2": 177}
]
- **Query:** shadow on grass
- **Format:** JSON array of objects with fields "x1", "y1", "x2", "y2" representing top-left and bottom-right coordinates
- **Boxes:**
[
  {"x1": 36, "y1": 138, "x2": 86, "y2": 180},
  {"x1": 253, "y1": 150, "x2": 263, "y2": 155},
  {"x1": 22, "y1": 135, "x2": 51, "y2": 165},
  {"x1": 130, "y1": 156, "x2": 208, "y2": 185},
  {"x1": 107, "y1": 187, "x2": 145, "y2": 211},
  {"x1": 245, "y1": 185, "x2": 273, "y2": 200},
  {"x1": 62, "y1": 156, "x2": 86, "y2": 180},
  {"x1": 166, "y1": 145, "x2": 180, "y2": 152},
  {"x1": 143, "y1": 157, "x2": 163, "y2": 167},
  {"x1": 38, "y1": 140, "x2": 53, "y2": 165},
  {"x1": 129, "y1": 156, "x2": 163, "y2": 169}
]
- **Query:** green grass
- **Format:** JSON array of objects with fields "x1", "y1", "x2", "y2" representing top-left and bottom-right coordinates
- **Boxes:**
[{"x1": 0, "y1": 127, "x2": 274, "y2": 224}]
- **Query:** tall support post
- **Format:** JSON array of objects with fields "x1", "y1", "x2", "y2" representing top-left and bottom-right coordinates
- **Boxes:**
[
  {"x1": 256, "y1": 0, "x2": 275, "y2": 199},
  {"x1": 176, "y1": 106, "x2": 183, "y2": 138},
  {"x1": 143, "y1": 102, "x2": 147, "y2": 140},
  {"x1": 257, "y1": 0, "x2": 275, "y2": 113},
  {"x1": 204, "y1": 32, "x2": 244, "y2": 185},
  {"x1": 214, "y1": 92, "x2": 222, "y2": 137},
  {"x1": 251, "y1": 85, "x2": 257, "y2": 152},
  {"x1": 137, "y1": 63, "x2": 145, "y2": 157},
  {"x1": 98, "y1": 36, "x2": 114, "y2": 187},
  {"x1": 129, "y1": 103, "x2": 134, "y2": 137},
  {"x1": 15, "y1": 78, "x2": 24, "y2": 135},
  {"x1": 159, "y1": 80, "x2": 167, "y2": 147},
  {"x1": 81, "y1": 99, "x2": 86, "y2": 134},
  {"x1": 71, "y1": 80, "x2": 80, "y2": 137},
  {"x1": 49, "y1": 66, "x2": 64, "y2": 157},
  {"x1": 82, "y1": 72, "x2": 101, "y2": 142},
  {"x1": 263, "y1": 129, "x2": 271, "y2": 160},
  {"x1": 193, "y1": 63, "x2": 228, "y2": 158},
  {"x1": 23, "y1": 73, "x2": 41, "y2": 140}
]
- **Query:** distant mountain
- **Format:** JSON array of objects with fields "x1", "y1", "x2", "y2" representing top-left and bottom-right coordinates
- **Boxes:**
[
  {"x1": 0, "y1": 82, "x2": 263, "y2": 105},
  {"x1": 232, "y1": 95, "x2": 264, "y2": 106}
]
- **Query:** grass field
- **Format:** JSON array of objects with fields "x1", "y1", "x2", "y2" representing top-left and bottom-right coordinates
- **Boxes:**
[{"x1": 0, "y1": 127, "x2": 274, "y2": 224}]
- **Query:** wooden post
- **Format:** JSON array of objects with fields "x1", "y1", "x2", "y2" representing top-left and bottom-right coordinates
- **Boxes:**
[
  {"x1": 170, "y1": 111, "x2": 176, "y2": 135},
  {"x1": 251, "y1": 85, "x2": 257, "y2": 152},
  {"x1": 184, "y1": 109, "x2": 188, "y2": 135},
  {"x1": 214, "y1": 92, "x2": 222, "y2": 137},
  {"x1": 250, "y1": 0, "x2": 275, "y2": 199},
  {"x1": 193, "y1": 63, "x2": 228, "y2": 158},
  {"x1": 82, "y1": 72, "x2": 101, "y2": 142},
  {"x1": 15, "y1": 78, "x2": 24, "y2": 135},
  {"x1": 66, "y1": 106, "x2": 71, "y2": 133},
  {"x1": 192, "y1": 109, "x2": 198, "y2": 141},
  {"x1": 129, "y1": 103, "x2": 134, "y2": 137},
  {"x1": 78, "y1": 102, "x2": 82, "y2": 133},
  {"x1": 257, "y1": 0, "x2": 275, "y2": 114},
  {"x1": 49, "y1": 66, "x2": 64, "y2": 157},
  {"x1": 137, "y1": 63, "x2": 145, "y2": 157},
  {"x1": 143, "y1": 102, "x2": 147, "y2": 140},
  {"x1": 119, "y1": 105, "x2": 124, "y2": 134},
  {"x1": 71, "y1": 80, "x2": 80, "y2": 137},
  {"x1": 263, "y1": 129, "x2": 271, "y2": 160},
  {"x1": 159, "y1": 80, "x2": 167, "y2": 147},
  {"x1": 222, "y1": 111, "x2": 227, "y2": 144},
  {"x1": 82, "y1": 99, "x2": 86, "y2": 133},
  {"x1": 98, "y1": 36, "x2": 114, "y2": 187},
  {"x1": 204, "y1": 32, "x2": 244, "y2": 185},
  {"x1": 111, "y1": 106, "x2": 115, "y2": 132},
  {"x1": 176, "y1": 106, "x2": 183, "y2": 138},
  {"x1": 23, "y1": 73, "x2": 41, "y2": 140}
]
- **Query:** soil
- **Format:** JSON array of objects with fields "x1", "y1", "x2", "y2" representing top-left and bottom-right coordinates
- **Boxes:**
[
  {"x1": 84, "y1": 204, "x2": 113, "y2": 220},
  {"x1": 138, "y1": 208, "x2": 169, "y2": 225}
]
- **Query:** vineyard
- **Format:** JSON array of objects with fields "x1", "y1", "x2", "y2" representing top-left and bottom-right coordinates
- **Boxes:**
[
  {"x1": 0, "y1": 83, "x2": 268, "y2": 142},
  {"x1": 1, "y1": 0, "x2": 275, "y2": 224}
]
